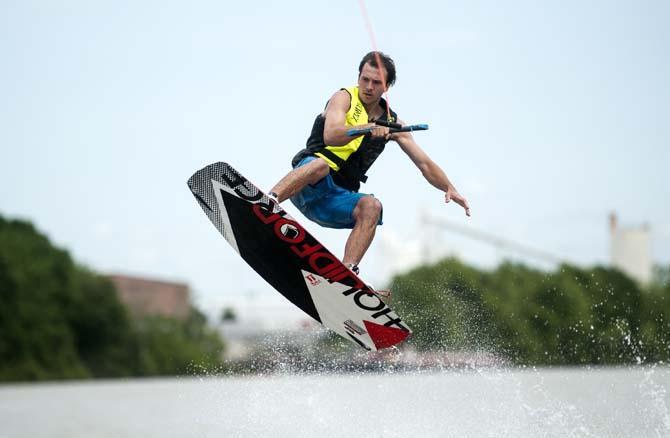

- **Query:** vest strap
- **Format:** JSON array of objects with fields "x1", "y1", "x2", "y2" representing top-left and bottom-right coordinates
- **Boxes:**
[
  {"x1": 317, "y1": 149, "x2": 368, "y2": 184},
  {"x1": 317, "y1": 148, "x2": 346, "y2": 169}
]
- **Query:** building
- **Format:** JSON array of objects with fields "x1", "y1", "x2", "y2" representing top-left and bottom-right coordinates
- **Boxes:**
[
  {"x1": 609, "y1": 213, "x2": 652, "y2": 285},
  {"x1": 107, "y1": 274, "x2": 191, "y2": 320}
]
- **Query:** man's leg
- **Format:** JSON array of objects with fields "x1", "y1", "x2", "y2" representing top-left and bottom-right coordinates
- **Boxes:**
[
  {"x1": 269, "y1": 157, "x2": 330, "y2": 203},
  {"x1": 342, "y1": 196, "x2": 382, "y2": 267}
]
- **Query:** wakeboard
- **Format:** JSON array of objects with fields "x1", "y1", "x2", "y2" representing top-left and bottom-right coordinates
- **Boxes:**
[{"x1": 187, "y1": 162, "x2": 411, "y2": 351}]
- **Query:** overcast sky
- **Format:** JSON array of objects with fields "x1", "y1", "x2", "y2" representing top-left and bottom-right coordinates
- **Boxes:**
[{"x1": 2, "y1": 1, "x2": 668, "y2": 323}]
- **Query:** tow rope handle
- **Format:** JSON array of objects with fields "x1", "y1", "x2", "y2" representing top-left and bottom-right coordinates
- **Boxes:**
[{"x1": 347, "y1": 120, "x2": 429, "y2": 137}]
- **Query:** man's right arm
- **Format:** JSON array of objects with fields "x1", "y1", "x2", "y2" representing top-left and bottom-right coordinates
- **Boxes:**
[
  {"x1": 322, "y1": 90, "x2": 386, "y2": 145},
  {"x1": 322, "y1": 90, "x2": 355, "y2": 145}
]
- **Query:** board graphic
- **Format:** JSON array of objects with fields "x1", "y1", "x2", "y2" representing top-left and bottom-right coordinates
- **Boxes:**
[{"x1": 187, "y1": 162, "x2": 411, "y2": 351}]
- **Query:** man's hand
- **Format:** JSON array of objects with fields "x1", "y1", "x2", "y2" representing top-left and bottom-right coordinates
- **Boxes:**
[
  {"x1": 445, "y1": 187, "x2": 471, "y2": 217},
  {"x1": 364, "y1": 123, "x2": 391, "y2": 140}
]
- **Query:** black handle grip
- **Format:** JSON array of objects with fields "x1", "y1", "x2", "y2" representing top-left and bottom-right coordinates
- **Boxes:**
[
  {"x1": 347, "y1": 123, "x2": 429, "y2": 136},
  {"x1": 374, "y1": 119, "x2": 403, "y2": 130}
]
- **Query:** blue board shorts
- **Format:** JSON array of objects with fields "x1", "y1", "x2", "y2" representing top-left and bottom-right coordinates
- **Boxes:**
[{"x1": 289, "y1": 156, "x2": 383, "y2": 229}]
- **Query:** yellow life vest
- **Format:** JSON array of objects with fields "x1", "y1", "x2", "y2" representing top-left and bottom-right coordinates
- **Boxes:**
[{"x1": 291, "y1": 86, "x2": 397, "y2": 192}]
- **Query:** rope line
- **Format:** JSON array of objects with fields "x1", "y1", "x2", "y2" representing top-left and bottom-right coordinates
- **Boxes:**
[{"x1": 357, "y1": 0, "x2": 392, "y2": 120}]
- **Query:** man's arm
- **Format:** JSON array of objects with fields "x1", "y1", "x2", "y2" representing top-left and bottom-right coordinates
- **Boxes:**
[
  {"x1": 323, "y1": 90, "x2": 388, "y2": 145},
  {"x1": 392, "y1": 122, "x2": 471, "y2": 216}
]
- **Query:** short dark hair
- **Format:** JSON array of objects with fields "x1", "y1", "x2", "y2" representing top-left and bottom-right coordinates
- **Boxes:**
[{"x1": 358, "y1": 51, "x2": 396, "y2": 87}]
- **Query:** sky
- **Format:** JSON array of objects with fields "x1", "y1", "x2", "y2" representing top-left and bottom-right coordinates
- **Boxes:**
[{"x1": 2, "y1": 1, "x2": 669, "y2": 324}]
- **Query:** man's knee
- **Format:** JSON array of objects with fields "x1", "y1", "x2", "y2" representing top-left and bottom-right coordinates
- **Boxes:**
[
  {"x1": 354, "y1": 196, "x2": 382, "y2": 222},
  {"x1": 304, "y1": 157, "x2": 330, "y2": 183}
]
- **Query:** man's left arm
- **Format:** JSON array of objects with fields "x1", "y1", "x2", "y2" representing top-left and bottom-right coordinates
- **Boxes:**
[{"x1": 392, "y1": 125, "x2": 471, "y2": 216}]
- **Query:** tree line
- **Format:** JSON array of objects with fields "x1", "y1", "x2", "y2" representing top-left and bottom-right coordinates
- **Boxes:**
[
  {"x1": 3, "y1": 212, "x2": 668, "y2": 381},
  {"x1": 0, "y1": 216, "x2": 224, "y2": 382},
  {"x1": 390, "y1": 258, "x2": 670, "y2": 365}
]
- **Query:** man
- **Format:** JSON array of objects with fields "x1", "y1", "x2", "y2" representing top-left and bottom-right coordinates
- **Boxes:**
[{"x1": 268, "y1": 51, "x2": 470, "y2": 283}]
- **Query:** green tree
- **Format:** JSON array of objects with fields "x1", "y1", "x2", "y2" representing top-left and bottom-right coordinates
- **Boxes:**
[
  {"x1": 221, "y1": 306, "x2": 237, "y2": 323},
  {"x1": 391, "y1": 258, "x2": 494, "y2": 352},
  {"x1": 0, "y1": 217, "x2": 86, "y2": 380},
  {"x1": 132, "y1": 309, "x2": 224, "y2": 376},
  {"x1": 66, "y1": 269, "x2": 136, "y2": 377},
  {"x1": 638, "y1": 278, "x2": 670, "y2": 363}
]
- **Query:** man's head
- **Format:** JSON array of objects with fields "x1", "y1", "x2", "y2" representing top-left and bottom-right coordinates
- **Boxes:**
[
  {"x1": 358, "y1": 51, "x2": 396, "y2": 87},
  {"x1": 357, "y1": 51, "x2": 396, "y2": 106}
]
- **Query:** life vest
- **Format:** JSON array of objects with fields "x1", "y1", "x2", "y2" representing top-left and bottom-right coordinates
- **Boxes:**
[{"x1": 292, "y1": 86, "x2": 398, "y2": 192}]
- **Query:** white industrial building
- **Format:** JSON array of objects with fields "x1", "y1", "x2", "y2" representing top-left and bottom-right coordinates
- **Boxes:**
[{"x1": 609, "y1": 212, "x2": 652, "y2": 285}]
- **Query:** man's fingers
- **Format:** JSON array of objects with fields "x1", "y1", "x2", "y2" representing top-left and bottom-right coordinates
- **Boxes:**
[
  {"x1": 450, "y1": 193, "x2": 471, "y2": 217},
  {"x1": 372, "y1": 126, "x2": 390, "y2": 139},
  {"x1": 446, "y1": 191, "x2": 471, "y2": 216},
  {"x1": 462, "y1": 199, "x2": 471, "y2": 217}
]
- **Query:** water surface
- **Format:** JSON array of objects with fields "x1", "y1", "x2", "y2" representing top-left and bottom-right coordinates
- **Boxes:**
[{"x1": 1, "y1": 367, "x2": 668, "y2": 438}]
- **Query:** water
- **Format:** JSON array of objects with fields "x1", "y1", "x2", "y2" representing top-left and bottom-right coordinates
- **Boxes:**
[{"x1": 1, "y1": 367, "x2": 668, "y2": 438}]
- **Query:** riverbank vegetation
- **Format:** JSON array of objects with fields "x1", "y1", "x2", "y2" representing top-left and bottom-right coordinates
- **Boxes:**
[
  {"x1": 391, "y1": 258, "x2": 670, "y2": 365},
  {"x1": 0, "y1": 216, "x2": 224, "y2": 382}
]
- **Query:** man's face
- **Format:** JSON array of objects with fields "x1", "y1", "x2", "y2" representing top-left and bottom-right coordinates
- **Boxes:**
[{"x1": 357, "y1": 62, "x2": 387, "y2": 105}]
